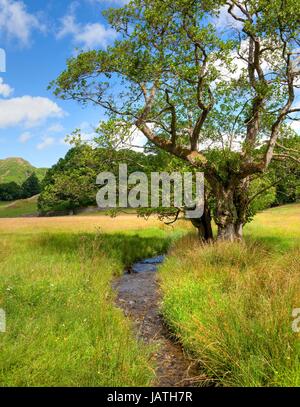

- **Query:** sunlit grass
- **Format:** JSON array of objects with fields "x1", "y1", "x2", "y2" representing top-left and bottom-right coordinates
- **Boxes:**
[
  {"x1": 0, "y1": 196, "x2": 38, "y2": 218},
  {"x1": 160, "y1": 204, "x2": 300, "y2": 387},
  {"x1": 1, "y1": 202, "x2": 299, "y2": 386},
  {"x1": 0, "y1": 201, "x2": 10, "y2": 208},
  {"x1": 0, "y1": 214, "x2": 164, "y2": 235},
  {"x1": 0, "y1": 223, "x2": 184, "y2": 386},
  {"x1": 244, "y1": 203, "x2": 300, "y2": 251}
]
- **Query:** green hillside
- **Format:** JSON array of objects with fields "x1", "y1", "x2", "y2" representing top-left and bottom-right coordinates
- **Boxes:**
[
  {"x1": 0, "y1": 157, "x2": 47, "y2": 185},
  {"x1": 0, "y1": 195, "x2": 39, "y2": 218}
]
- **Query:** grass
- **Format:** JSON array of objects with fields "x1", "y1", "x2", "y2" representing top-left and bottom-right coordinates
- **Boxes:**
[
  {"x1": 1, "y1": 201, "x2": 299, "y2": 387},
  {"x1": 0, "y1": 199, "x2": 138, "y2": 219},
  {"x1": 244, "y1": 203, "x2": 300, "y2": 251},
  {"x1": 159, "y1": 203, "x2": 300, "y2": 387},
  {"x1": 0, "y1": 196, "x2": 38, "y2": 218},
  {"x1": 0, "y1": 215, "x2": 185, "y2": 386},
  {"x1": 0, "y1": 214, "x2": 166, "y2": 235},
  {"x1": 77, "y1": 208, "x2": 138, "y2": 216}
]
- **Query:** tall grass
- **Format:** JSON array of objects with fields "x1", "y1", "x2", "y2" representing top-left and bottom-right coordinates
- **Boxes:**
[
  {"x1": 0, "y1": 228, "x2": 177, "y2": 386},
  {"x1": 160, "y1": 205, "x2": 300, "y2": 387}
]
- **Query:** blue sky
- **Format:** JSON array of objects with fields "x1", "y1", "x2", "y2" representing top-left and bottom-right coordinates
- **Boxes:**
[
  {"x1": 0, "y1": 0, "x2": 127, "y2": 168},
  {"x1": 0, "y1": 1, "x2": 299, "y2": 169}
]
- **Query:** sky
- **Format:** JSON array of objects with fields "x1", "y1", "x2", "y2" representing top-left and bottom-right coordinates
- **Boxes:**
[
  {"x1": 0, "y1": 1, "x2": 299, "y2": 169},
  {"x1": 0, "y1": 0, "x2": 129, "y2": 168}
]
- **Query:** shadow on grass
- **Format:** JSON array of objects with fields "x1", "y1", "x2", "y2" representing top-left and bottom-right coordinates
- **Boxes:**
[{"x1": 30, "y1": 231, "x2": 174, "y2": 268}]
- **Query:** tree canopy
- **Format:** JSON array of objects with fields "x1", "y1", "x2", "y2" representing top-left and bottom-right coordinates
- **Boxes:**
[
  {"x1": 22, "y1": 173, "x2": 41, "y2": 199},
  {"x1": 51, "y1": 0, "x2": 300, "y2": 240},
  {"x1": 38, "y1": 144, "x2": 165, "y2": 215}
]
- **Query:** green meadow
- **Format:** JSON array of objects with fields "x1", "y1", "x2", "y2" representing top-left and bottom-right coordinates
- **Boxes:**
[
  {"x1": 0, "y1": 215, "x2": 183, "y2": 386},
  {"x1": 0, "y1": 205, "x2": 300, "y2": 386}
]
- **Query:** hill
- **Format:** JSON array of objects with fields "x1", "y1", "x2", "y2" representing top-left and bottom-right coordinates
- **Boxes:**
[
  {"x1": 0, "y1": 157, "x2": 47, "y2": 185},
  {"x1": 0, "y1": 195, "x2": 39, "y2": 218}
]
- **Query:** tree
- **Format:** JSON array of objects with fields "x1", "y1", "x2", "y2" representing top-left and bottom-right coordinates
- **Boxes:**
[
  {"x1": 271, "y1": 135, "x2": 300, "y2": 205},
  {"x1": 51, "y1": 0, "x2": 300, "y2": 240},
  {"x1": 21, "y1": 173, "x2": 41, "y2": 199},
  {"x1": 38, "y1": 145, "x2": 104, "y2": 214},
  {"x1": 38, "y1": 143, "x2": 153, "y2": 215},
  {"x1": 0, "y1": 182, "x2": 22, "y2": 201}
]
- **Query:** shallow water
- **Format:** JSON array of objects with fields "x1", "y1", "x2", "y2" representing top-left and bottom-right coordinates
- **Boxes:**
[
  {"x1": 113, "y1": 253, "x2": 199, "y2": 386},
  {"x1": 131, "y1": 255, "x2": 165, "y2": 273}
]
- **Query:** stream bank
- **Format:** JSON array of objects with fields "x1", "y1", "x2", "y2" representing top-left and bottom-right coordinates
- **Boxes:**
[{"x1": 113, "y1": 256, "x2": 204, "y2": 387}]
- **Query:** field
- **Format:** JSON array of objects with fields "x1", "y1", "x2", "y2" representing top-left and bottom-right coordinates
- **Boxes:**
[
  {"x1": 0, "y1": 214, "x2": 186, "y2": 386},
  {"x1": 0, "y1": 214, "x2": 163, "y2": 234},
  {"x1": 0, "y1": 196, "x2": 39, "y2": 218},
  {"x1": 160, "y1": 204, "x2": 300, "y2": 386},
  {"x1": 0, "y1": 205, "x2": 299, "y2": 386},
  {"x1": 0, "y1": 198, "x2": 137, "y2": 219}
]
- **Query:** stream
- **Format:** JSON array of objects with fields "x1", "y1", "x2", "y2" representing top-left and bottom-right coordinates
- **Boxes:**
[{"x1": 113, "y1": 255, "x2": 202, "y2": 387}]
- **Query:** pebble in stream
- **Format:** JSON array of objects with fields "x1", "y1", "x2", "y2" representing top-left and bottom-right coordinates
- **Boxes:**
[{"x1": 113, "y1": 256, "x2": 202, "y2": 387}]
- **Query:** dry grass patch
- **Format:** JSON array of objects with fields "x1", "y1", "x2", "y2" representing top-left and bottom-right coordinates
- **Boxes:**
[{"x1": 0, "y1": 214, "x2": 162, "y2": 234}]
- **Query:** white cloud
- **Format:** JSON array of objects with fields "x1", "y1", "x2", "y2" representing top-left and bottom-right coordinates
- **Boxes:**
[
  {"x1": 19, "y1": 131, "x2": 32, "y2": 143},
  {"x1": 287, "y1": 99, "x2": 300, "y2": 132},
  {"x1": 79, "y1": 121, "x2": 91, "y2": 130},
  {"x1": 0, "y1": 0, "x2": 44, "y2": 46},
  {"x1": 212, "y1": 39, "x2": 271, "y2": 85},
  {"x1": 37, "y1": 136, "x2": 55, "y2": 150},
  {"x1": 0, "y1": 77, "x2": 13, "y2": 97},
  {"x1": 56, "y1": 14, "x2": 77, "y2": 40},
  {"x1": 59, "y1": 121, "x2": 97, "y2": 146},
  {"x1": 75, "y1": 23, "x2": 117, "y2": 49},
  {"x1": 290, "y1": 119, "x2": 300, "y2": 133},
  {"x1": 57, "y1": 11, "x2": 117, "y2": 49},
  {"x1": 213, "y1": 5, "x2": 244, "y2": 31},
  {"x1": 47, "y1": 123, "x2": 64, "y2": 133},
  {"x1": 128, "y1": 127, "x2": 147, "y2": 151},
  {"x1": 0, "y1": 96, "x2": 65, "y2": 128},
  {"x1": 75, "y1": 122, "x2": 96, "y2": 141}
]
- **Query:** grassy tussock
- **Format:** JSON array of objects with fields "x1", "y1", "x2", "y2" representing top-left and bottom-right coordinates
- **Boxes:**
[
  {"x1": 0, "y1": 229, "x2": 176, "y2": 386},
  {"x1": 160, "y1": 234, "x2": 300, "y2": 386}
]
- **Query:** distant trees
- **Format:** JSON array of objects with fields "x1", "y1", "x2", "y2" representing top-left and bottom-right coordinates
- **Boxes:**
[
  {"x1": 38, "y1": 145, "x2": 99, "y2": 214},
  {"x1": 271, "y1": 136, "x2": 300, "y2": 205},
  {"x1": 0, "y1": 173, "x2": 41, "y2": 201},
  {"x1": 37, "y1": 145, "x2": 151, "y2": 215},
  {"x1": 21, "y1": 173, "x2": 41, "y2": 198},
  {"x1": 0, "y1": 182, "x2": 22, "y2": 201}
]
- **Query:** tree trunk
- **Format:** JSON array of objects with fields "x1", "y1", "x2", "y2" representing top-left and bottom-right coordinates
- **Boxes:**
[
  {"x1": 217, "y1": 222, "x2": 244, "y2": 241},
  {"x1": 190, "y1": 200, "x2": 213, "y2": 242},
  {"x1": 217, "y1": 223, "x2": 236, "y2": 241},
  {"x1": 213, "y1": 183, "x2": 246, "y2": 242},
  {"x1": 235, "y1": 222, "x2": 243, "y2": 240},
  {"x1": 202, "y1": 204, "x2": 213, "y2": 241}
]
